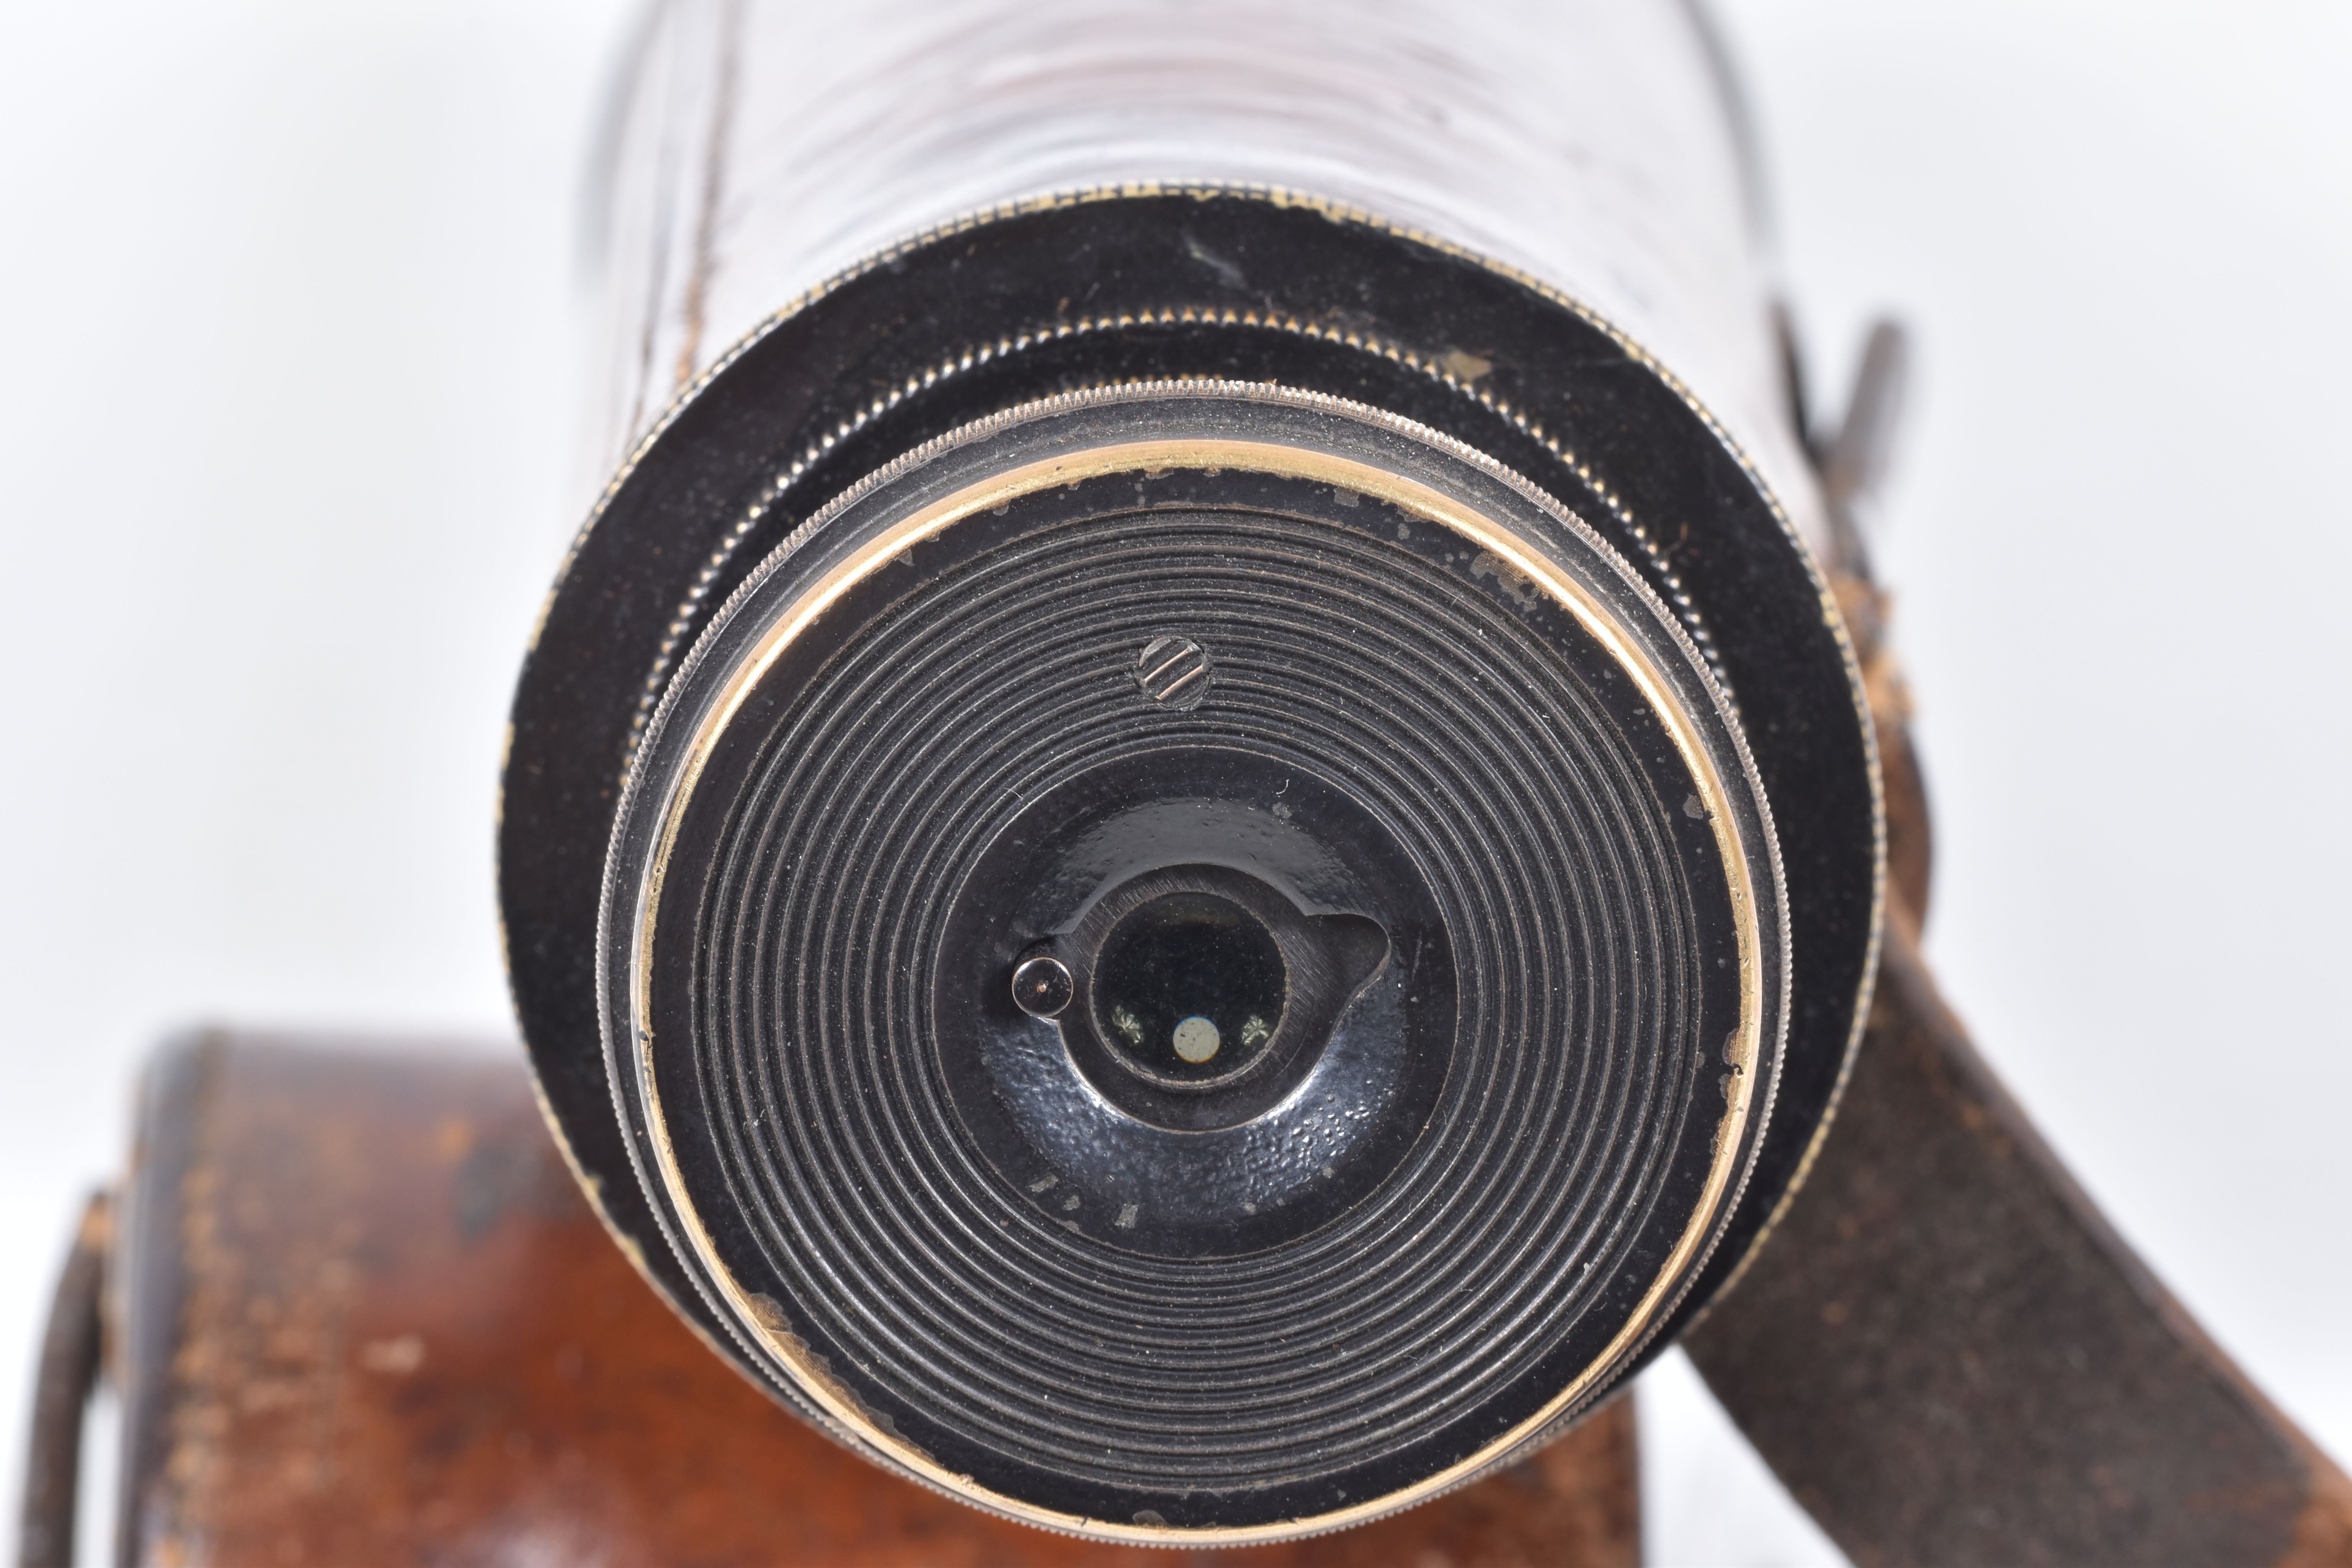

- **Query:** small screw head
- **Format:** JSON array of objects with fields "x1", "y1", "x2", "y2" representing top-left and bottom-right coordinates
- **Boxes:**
[
  {"x1": 1134, "y1": 635, "x2": 1210, "y2": 709},
  {"x1": 1011, "y1": 954, "x2": 1074, "y2": 1018}
]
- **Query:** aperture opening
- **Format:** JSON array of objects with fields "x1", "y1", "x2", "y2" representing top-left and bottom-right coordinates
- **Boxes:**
[{"x1": 1093, "y1": 891, "x2": 1288, "y2": 1088}]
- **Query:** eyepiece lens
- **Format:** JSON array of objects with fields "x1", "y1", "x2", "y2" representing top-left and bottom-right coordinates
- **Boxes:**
[
  {"x1": 1171, "y1": 1015, "x2": 1221, "y2": 1062},
  {"x1": 1093, "y1": 892, "x2": 1285, "y2": 1083}
]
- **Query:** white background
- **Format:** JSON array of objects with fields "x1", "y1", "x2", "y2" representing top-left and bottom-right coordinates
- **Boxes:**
[{"x1": 1, "y1": 5, "x2": 2345, "y2": 1564}]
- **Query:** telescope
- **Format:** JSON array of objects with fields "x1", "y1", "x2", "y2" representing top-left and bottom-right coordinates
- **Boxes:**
[{"x1": 19, "y1": 5, "x2": 2349, "y2": 1566}]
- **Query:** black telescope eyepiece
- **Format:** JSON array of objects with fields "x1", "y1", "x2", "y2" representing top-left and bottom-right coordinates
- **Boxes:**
[{"x1": 500, "y1": 21, "x2": 1879, "y2": 1540}]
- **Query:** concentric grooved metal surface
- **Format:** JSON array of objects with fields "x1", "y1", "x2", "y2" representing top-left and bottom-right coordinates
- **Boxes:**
[{"x1": 603, "y1": 386, "x2": 1787, "y2": 1540}]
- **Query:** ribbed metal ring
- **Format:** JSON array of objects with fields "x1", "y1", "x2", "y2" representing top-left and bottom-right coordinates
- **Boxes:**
[{"x1": 600, "y1": 383, "x2": 1788, "y2": 1541}]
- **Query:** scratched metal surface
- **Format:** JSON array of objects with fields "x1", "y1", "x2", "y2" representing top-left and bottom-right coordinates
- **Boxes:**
[{"x1": 574, "y1": 0, "x2": 1829, "y2": 560}]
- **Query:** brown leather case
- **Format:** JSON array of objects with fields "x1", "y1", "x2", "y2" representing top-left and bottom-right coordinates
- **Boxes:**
[{"x1": 93, "y1": 1034, "x2": 1638, "y2": 1567}]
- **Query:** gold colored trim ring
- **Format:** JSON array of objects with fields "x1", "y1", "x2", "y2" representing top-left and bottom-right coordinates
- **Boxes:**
[{"x1": 613, "y1": 391, "x2": 1771, "y2": 1545}]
